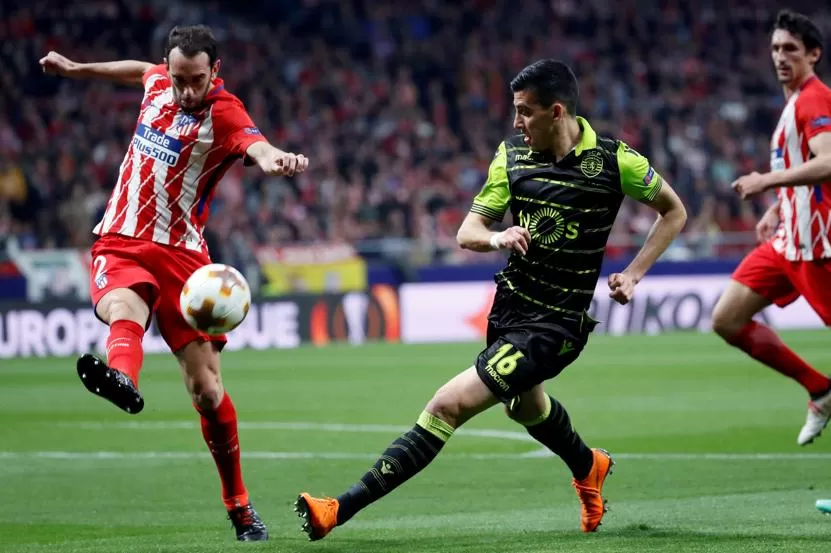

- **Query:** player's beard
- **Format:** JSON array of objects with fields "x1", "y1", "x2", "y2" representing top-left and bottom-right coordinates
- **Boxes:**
[
  {"x1": 526, "y1": 125, "x2": 554, "y2": 152},
  {"x1": 176, "y1": 82, "x2": 211, "y2": 112}
]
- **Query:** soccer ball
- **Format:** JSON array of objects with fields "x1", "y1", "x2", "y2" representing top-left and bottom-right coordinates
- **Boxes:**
[{"x1": 180, "y1": 263, "x2": 251, "y2": 335}]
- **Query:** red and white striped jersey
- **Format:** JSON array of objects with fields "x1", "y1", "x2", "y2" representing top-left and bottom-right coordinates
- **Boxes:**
[
  {"x1": 93, "y1": 64, "x2": 267, "y2": 253},
  {"x1": 770, "y1": 76, "x2": 831, "y2": 262}
]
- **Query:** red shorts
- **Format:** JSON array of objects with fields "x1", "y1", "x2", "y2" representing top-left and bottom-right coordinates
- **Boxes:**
[
  {"x1": 732, "y1": 241, "x2": 831, "y2": 326},
  {"x1": 89, "y1": 234, "x2": 226, "y2": 352}
]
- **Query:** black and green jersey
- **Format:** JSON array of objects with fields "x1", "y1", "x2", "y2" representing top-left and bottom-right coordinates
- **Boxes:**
[{"x1": 470, "y1": 116, "x2": 663, "y2": 334}]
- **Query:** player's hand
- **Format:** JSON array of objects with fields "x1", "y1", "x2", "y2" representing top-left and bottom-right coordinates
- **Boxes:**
[
  {"x1": 39, "y1": 51, "x2": 77, "y2": 76},
  {"x1": 756, "y1": 206, "x2": 780, "y2": 243},
  {"x1": 731, "y1": 172, "x2": 769, "y2": 199},
  {"x1": 490, "y1": 226, "x2": 531, "y2": 255},
  {"x1": 608, "y1": 272, "x2": 636, "y2": 305},
  {"x1": 259, "y1": 150, "x2": 309, "y2": 177}
]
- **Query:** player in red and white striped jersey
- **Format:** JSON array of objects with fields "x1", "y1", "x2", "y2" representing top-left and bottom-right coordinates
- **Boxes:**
[
  {"x1": 39, "y1": 25, "x2": 309, "y2": 541},
  {"x1": 93, "y1": 61, "x2": 270, "y2": 253},
  {"x1": 713, "y1": 11, "x2": 831, "y2": 447}
]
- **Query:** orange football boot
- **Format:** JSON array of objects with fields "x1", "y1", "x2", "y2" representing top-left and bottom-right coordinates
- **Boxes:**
[
  {"x1": 295, "y1": 493, "x2": 339, "y2": 541},
  {"x1": 571, "y1": 448, "x2": 614, "y2": 532}
]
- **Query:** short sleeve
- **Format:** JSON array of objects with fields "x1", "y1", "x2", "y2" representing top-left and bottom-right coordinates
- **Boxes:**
[
  {"x1": 142, "y1": 64, "x2": 167, "y2": 90},
  {"x1": 797, "y1": 91, "x2": 831, "y2": 141},
  {"x1": 617, "y1": 141, "x2": 663, "y2": 202},
  {"x1": 213, "y1": 98, "x2": 268, "y2": 158},
  {"x1": 470, "y1": 141, "x2": 511, "y2": 221}
]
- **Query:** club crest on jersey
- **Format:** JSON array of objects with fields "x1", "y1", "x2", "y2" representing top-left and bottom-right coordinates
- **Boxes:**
[
  {"x1": 174, "y1": 113, "x2": 200, "y2": 135},
  {"x1": 580, "y1": 151, "x2": 603, "y2": 178},
  {"x1": 132, "y1": 123, "x2": 182, "y2": 166}
]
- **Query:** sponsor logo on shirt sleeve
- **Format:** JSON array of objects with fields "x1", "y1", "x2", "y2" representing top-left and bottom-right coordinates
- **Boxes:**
[
  {"x1": 643, "y1": 166, "x2": 655, "y2": 186},
  {"x1": 811, "y1": 116, "x2": 831, "y2": 129}
]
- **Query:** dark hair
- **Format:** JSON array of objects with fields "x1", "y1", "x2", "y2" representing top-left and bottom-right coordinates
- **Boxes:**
[
  {"x1": 773, "y1": 10, "x2": 824, "y2": 63},
  {"x1": 510, "y1": 59, "x2": 579, "y2": 114},
  {"x1": 166, "y1": 25, "x2": 218, "y2": 66}
]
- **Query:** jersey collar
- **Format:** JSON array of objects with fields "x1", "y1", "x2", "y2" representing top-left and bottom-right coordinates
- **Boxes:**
[
  {"x1": 574, "y1": 116, "x2": 597, "y2": 156},
  {"x1": 207, "y1": 77, "x2": 226, "y2": 99},
  {"x1": 800, "y1": 75, "x2": 818, "y2": 91}
]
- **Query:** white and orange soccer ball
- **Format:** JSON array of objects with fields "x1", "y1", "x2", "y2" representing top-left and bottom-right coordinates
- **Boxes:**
[{"x1": 179, "y1": 263, "x2": 251, "y2": 335}]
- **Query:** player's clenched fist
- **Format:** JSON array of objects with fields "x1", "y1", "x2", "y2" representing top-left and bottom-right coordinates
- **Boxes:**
[
  {"x1": 731, "y1": 171, "x2": 768, "y2": 199},
  {"x1": 490, "y1": 226, "x2": 531, "y2": 255},
  {"x1": 39, "y1": 51, "x2": 77, "y2": 76},
  {"x1": 608, "y1": 272, "x2": 636, "y2": 305},
  {"x1": 259, "y1": 150, "x2": 309, "y2": 177}
]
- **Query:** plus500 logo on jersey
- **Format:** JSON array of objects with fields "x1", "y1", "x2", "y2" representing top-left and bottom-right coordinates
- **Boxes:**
[{"x1": 132, "y1": 124, "x2": 182, "y2": 166}]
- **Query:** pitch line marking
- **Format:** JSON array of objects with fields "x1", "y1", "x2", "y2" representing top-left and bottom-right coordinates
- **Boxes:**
[
  {"x1": 52, "y1": 422, "x2": 831, "y2": 460},
  {"x1": 63, "y1": 421, "x2": 538, "y2": 442}
]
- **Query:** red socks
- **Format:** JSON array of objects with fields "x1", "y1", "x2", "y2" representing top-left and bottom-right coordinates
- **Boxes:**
[
  {"x1": 196, "y1": 392, "x2": 249, "y2": 510},
  {"x1": 108, "y1": 320, "x2": 248, "y2": 510},
  {"x1": 728, "y1": 321, "x2": 831, "y2": 396},
  {"x1": 106, "y1": 320, "x2": 145, "y2": 386}
]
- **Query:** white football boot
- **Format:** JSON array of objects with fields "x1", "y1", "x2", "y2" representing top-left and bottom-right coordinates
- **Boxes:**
[{"x1": 797, "y1": 388, "x2": 831, "y2": 446}]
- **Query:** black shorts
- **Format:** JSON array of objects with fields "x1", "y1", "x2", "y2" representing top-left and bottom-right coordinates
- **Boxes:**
[{"x1": 474, "y1": 320, "x2": 590, "y2": 403}]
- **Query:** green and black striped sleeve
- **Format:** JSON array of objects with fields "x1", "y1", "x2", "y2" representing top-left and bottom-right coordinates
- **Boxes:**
[
  {"x1": 470, "y1": 141, "x2": 510, "y2": 222},
  {"x1": 617, "y1": 141, "x2": 663, "y2": 203}
]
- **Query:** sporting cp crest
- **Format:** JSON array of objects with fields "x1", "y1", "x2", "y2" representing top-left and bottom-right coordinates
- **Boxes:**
[{"x1": 580, "y1": 151, "x2": 603, "y2": 178}]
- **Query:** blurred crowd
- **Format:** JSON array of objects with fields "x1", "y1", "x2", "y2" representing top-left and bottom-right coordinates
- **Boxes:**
[{"x1": 1, "y1": 0, "x2": 830, "y2": 267}]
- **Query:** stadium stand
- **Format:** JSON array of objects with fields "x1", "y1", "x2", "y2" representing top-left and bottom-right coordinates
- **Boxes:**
[{"x1": 2, "y1": 0, "x2": 830, "y2": 268}]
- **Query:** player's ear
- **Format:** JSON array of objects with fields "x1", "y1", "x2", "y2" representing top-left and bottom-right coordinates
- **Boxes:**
[
  {"x1": 807, "y1": 47, "x2": 821, "y2": 67},
  {"x1": 551, "y1": 102, "x2": 565, "y2": 122},
  {"x1": 212, "y1": 58, "x2": 221, "y2": 78}
]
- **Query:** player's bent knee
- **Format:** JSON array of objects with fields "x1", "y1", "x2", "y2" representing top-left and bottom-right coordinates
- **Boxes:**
[
  {"x1": 192, "y1": 388, "x2": 224, "y2": 411},
  {"x1": 177, "y1": 341, "x2": 224, "y2": 410},
  {"x1": 711, "y1": 300, "x2": 748, "y2": 340},
  {"x1": 184, "y1": 359, "x2": 223, "y2": 410},
  {"x1": 711, "y1": 281, "x2": 769, "y2": 339},
  {"x1": 503, "y1": 392, "x2": 548, "y2": 425},
  {"x1": 425, "y1": 366, "x2": 497, "y2": 428},
  {"x1": 189, "y1": 371, "x2": 224, "y2": 410},
  {"x1": 424, "y1": 388, "x2": 463, "y2": 429},
  {"x1": 711, "y1": 308, "x2": 736, "y2": 339}
]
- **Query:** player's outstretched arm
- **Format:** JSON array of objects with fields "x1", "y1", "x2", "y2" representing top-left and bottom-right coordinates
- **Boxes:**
[
  {"x1": 733, "y1": 134, "x2": 831, "y2": 198},
  {"x1": 245, "y1": 142, "x2": 309, "y2": 178},
  {"x1": 457, "y1": 212, "x2": 530, "y2": 255},
  {"x1": 39, "y1": 51, "x2": 153, "y2": 87},
  {"x1": 609, "y1": 182, "x2": 687, "y2": 305}
]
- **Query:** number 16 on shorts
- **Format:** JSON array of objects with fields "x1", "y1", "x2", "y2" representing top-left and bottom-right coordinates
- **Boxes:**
[
  {"x1": 475, "y1": 332, "x2": 582, "y2": 403},
  {"x1": 476, "y1": 340, "x2": 532, "y2": 401},
  {"x1": 488, "y1": 343, "x2": 525, "y2": 375}
]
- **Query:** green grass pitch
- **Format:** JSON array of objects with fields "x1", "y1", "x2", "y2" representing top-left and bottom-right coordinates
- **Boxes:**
[{"x1": 2, "y1": 330, "x2": 830, "y2": 552}]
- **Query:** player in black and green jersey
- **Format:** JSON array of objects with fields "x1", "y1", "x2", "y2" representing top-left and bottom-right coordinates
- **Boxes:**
[{"x1": 295, "y1": 59, "x2": 687, "y2": 540}]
